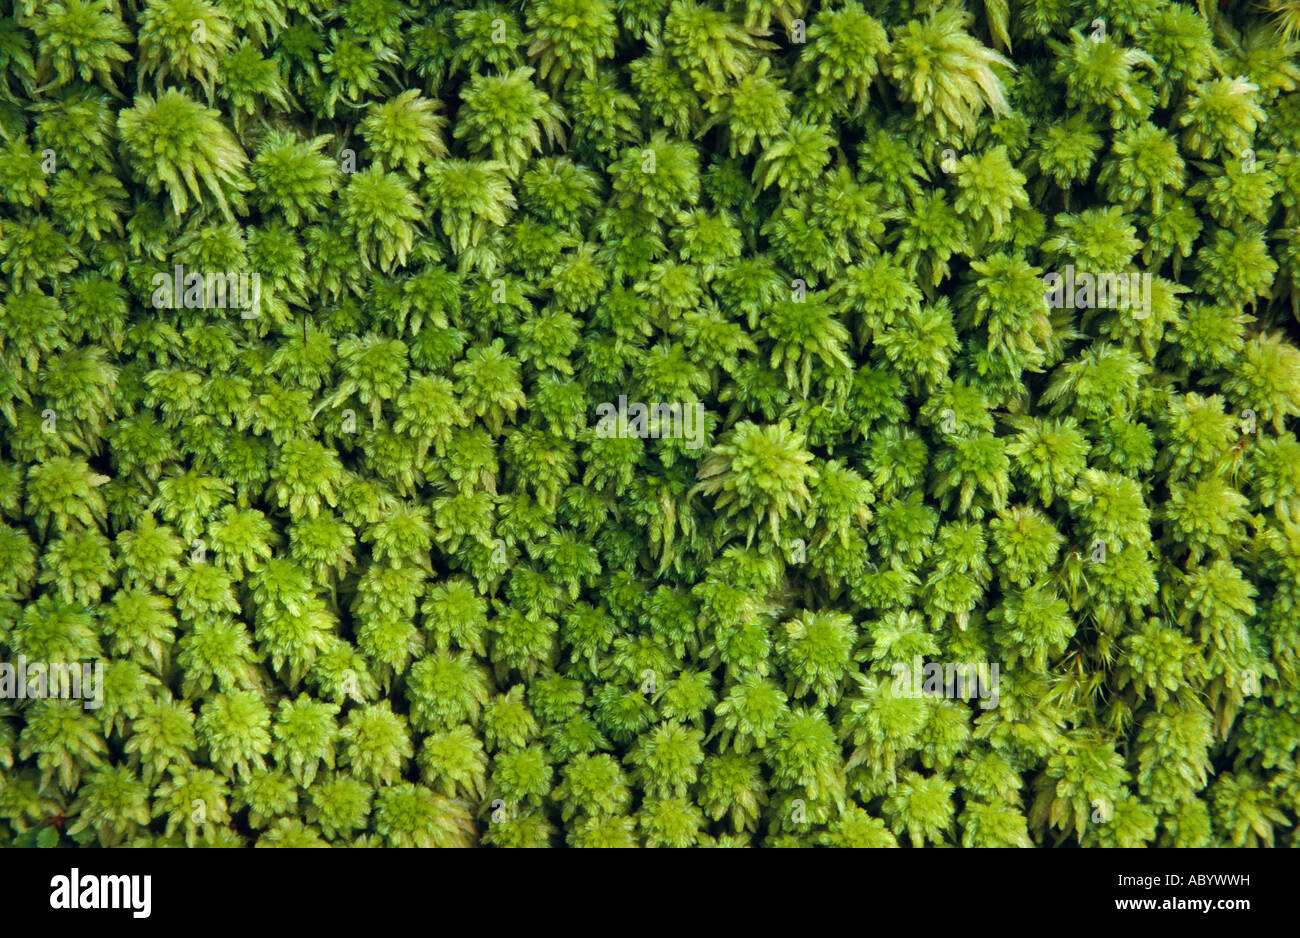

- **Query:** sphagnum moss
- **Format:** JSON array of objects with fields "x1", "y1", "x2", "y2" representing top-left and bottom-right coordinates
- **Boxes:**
[{"x1": 0, "y1": 0, "x2": 1298, "y2": 849}]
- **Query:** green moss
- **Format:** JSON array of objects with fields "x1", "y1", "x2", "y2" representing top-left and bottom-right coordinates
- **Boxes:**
[{"x1": 1, "y1": 0, "x2": 1298, "y2": 849}]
